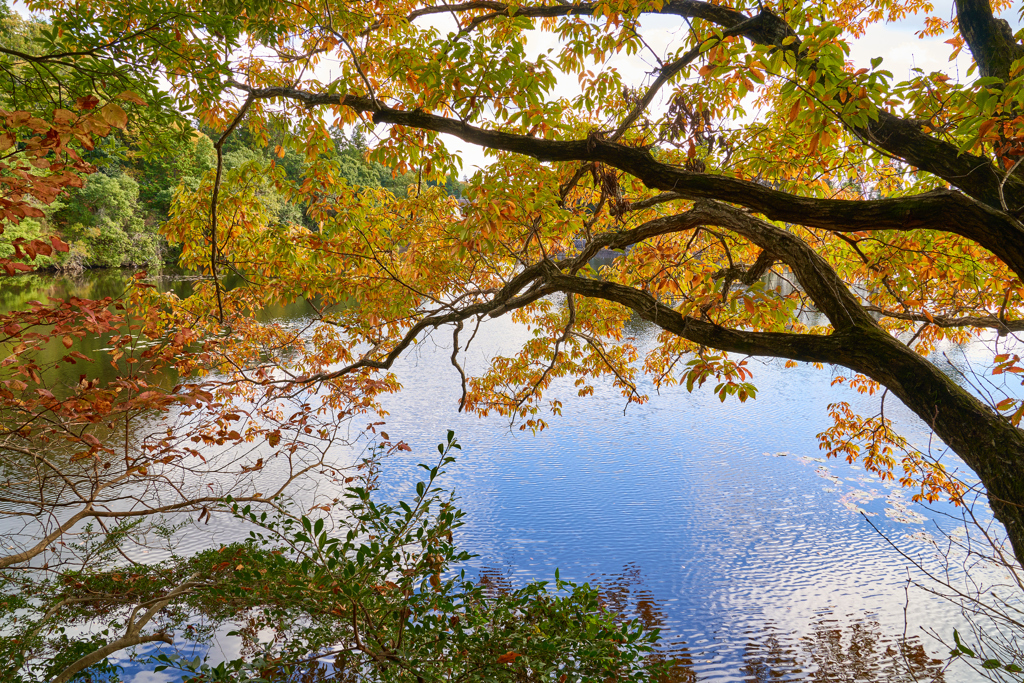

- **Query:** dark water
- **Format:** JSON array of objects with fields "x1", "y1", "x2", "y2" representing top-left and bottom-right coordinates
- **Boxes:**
[{"x1": 3, "y1": 269, "x2": 1008, "y2": 681}]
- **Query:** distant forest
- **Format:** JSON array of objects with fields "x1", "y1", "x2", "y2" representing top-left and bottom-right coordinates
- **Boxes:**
[{"x1": 1, "y1": 5, "x2": 461, "y2": 271}]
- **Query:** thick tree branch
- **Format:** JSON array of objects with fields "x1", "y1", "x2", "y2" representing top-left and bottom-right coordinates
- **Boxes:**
[
  {"x1": 49, "y1": 577, "x2": 203, "y2": 683},
  {"x1": 955, "y1": 0, "x2": 1024, "y2": 80},
  {"x1": 713, "y1": 249, "x2": 777, "y2": 288},
  {"x1": 51, "y1": 632, "x2": 172, "y2": 683},
  {"x1": 859, "y1": 111, "x2": 1022, "y2": 211},
  {"x1": 544, "y1": 267, "x2": 850, "y2": 363},
  {"x1": 399, "y1": 0, "x2": 797, "y2": 47},
  {"x1": 226, "y1": 81, "x2": 1024, "y2": 281}
]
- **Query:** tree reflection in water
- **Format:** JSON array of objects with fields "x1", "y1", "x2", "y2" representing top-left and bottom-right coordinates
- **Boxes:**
[{"x1": 478, "y1": 562, "x2": 948, "y2": 683}]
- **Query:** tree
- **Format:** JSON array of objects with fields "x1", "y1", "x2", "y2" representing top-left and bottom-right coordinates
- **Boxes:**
[
  {"x1": 0, "y1": 59, "x2": 657, "y2": 682},
  {"x1": 50, "y1": 171, "x2": 156, "y2": 267},
  {"x1": 25, "y1": 0, "x2": 1024, "y2": 564}
]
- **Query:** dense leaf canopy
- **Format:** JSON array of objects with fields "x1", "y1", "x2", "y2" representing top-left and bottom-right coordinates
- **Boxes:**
[{"x1": 11, "y1": 0, "x2": 1024, "y2": 556}]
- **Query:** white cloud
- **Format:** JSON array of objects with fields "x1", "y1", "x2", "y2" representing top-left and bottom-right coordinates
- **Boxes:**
[{"x1": 128, "y1": 671, "x2": 176, "y2": 683}]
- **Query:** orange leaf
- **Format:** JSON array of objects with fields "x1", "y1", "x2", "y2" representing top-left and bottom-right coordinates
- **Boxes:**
[
  {"x1": 497, "y1": 652, "x2": 522, "y2": 664},
  {"x1": 808, "y1": 132, "x2": 820, "y2": 155}
]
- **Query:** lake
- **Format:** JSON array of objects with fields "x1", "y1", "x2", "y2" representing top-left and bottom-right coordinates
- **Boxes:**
[{"x1": 3, "y1": 268, "x2": 1011, "y2": 682}]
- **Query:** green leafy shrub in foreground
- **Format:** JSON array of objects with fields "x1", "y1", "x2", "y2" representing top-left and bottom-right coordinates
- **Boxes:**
[{"x1": 1, "y1": 432, "x2": 661, "y2": 683}]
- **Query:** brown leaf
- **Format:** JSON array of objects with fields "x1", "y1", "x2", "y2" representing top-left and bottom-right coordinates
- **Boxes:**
[
  {"x1": 52, "y1": 109, "x2": 75, "y2": 125},
  {"x1": 76, "y1": 95, "x2": 100, "y2": 110}
]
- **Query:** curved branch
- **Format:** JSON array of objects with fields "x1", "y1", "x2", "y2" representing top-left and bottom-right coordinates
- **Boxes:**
[
  {"x1": 225, "y1": 80, "x2": 1024, "y2": 281},
  {"x1": 373, "y1": 1, "x2": 1024, "y2": 209},
  {"x1": 544, "y1": 267, "x2": 849, "y2": 363}
]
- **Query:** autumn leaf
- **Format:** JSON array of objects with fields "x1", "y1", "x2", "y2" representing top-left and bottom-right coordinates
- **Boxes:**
[
  {"x1": 117, "y1": 90, "x2": 147, "y2": 105},
  {"x1": 497, "y1": 652, "x2": 522, "y2": 664},
  {"x1": 52, "y1": 109, "x2": 75, "y2": 125},
  {"x1": 75, "y1": 95, "x2": 99, "y2": 110},
  {"x1": 99, "y1": 102, "x2": 128, "y2": 129}
]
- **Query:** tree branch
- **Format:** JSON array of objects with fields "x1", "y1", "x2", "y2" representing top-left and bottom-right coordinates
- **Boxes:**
[{"x1": 955, "y1": 0, "x2": 1024, "y2": 80}]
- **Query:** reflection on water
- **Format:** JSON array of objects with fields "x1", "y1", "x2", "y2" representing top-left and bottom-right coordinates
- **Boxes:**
[
  {"x1": 474, "y1": 561, "x2": 949, "y2": 682},
  {"x1": 4, "y1": 269, "x2": 997, "y2": 681}
]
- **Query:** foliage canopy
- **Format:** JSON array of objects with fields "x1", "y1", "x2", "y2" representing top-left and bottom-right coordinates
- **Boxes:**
[{"x1": 7, "y1": 0, "x2": 1024, "y2": 678}]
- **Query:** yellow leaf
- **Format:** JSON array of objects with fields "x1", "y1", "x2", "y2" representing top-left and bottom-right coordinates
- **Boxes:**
[{"x1": 100, "y1": 102, "x2": 128, "y2": 129}]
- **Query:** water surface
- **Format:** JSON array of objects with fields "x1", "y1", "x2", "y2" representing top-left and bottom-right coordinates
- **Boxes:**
[{"x1": 3, "y1": 269, "x2": 1007, "y2": 681}]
